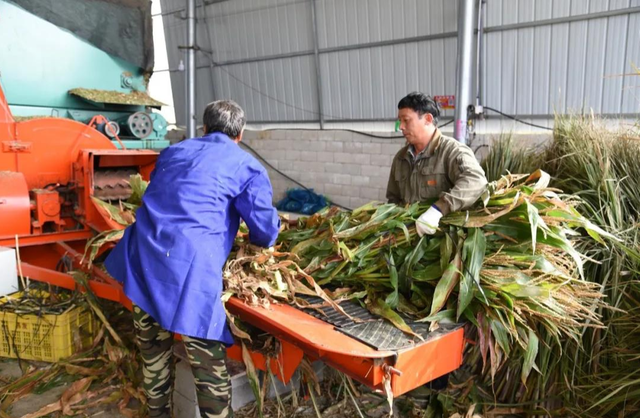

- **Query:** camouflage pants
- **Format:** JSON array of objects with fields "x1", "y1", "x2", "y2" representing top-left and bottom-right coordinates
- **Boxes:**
[{"x1": 133, "y1": 305, "x2": 233, "y2": 418}]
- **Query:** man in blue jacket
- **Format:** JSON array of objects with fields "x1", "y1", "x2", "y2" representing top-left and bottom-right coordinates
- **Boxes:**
[{"x1": 105, "y1": 100, "x2": 280, "y2": 418}]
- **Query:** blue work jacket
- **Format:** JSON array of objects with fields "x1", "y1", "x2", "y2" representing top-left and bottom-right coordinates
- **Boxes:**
[{"x1": 105, "y1": 133, "x2": 280, "y2": 344}]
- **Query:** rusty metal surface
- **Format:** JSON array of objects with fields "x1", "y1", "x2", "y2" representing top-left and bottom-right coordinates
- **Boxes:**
[{"x1": 93, "y1": 168, "x2": 137, "y2": 200}]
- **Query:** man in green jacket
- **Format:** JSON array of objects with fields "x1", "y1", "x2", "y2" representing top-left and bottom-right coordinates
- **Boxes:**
[{"x1": 386, "y1": 92, "x2": 487, "y2": 236}]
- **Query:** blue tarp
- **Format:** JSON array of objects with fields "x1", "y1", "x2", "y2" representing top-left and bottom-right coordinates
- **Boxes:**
[{"x1": 276, "y1": 188, "x2": 328, "y2": 215}]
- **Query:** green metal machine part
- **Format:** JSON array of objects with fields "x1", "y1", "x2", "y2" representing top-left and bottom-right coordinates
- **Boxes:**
[{"x1": 0, "y1": 0, "x2": 170, "y2": 149}]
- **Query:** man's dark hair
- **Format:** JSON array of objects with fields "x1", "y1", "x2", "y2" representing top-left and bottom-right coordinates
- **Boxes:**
[
  {"x1": 398, "y1": 92, "x2": 441, "y2": 125},
  {"x1": 202, "y1": 100, "x2": 246, "y2": 138}
]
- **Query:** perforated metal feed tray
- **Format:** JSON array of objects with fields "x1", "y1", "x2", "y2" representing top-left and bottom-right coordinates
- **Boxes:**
[
  {"x1": 296, "y1": 296, "x2": 463, "y2": 351},
  {"x1": 297, "y1": 296, "x2": 379, "y2": 327}
]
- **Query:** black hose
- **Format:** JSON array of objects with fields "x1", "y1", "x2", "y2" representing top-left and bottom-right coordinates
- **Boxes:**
[{"x1": 483, "y1": 106, "x2": 553, "y2": 131}]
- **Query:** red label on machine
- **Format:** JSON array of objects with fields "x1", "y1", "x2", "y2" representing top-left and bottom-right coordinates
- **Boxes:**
[{"x1": 434, "y1": 95, "x2": 455, "y2": 109}]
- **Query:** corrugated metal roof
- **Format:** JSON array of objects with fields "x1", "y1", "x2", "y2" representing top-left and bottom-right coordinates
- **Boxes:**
[{"x1": 159, "y1": 0, "x2": 640, "y2": 127}]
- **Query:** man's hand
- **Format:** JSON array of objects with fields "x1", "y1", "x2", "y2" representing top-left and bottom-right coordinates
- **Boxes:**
[{"x1": 416, "y1": 205, "x2": 443, "y2": 237}]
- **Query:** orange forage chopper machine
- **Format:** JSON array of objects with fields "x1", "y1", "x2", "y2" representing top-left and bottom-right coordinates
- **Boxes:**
[
  {"x1": 0, "y1": 83, "x2": 155, "y2": 308},
  {"x1": 0, "y1": 83, "x2": 465, "y2": 398}
]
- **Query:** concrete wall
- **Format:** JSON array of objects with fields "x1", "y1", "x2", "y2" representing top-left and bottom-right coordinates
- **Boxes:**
[
  {"x1": 241, "y1": 129, "x2": 553, "y2": 210},
  {"x1": 242, "y1": 129, "x2": 401, "y2": 209}
]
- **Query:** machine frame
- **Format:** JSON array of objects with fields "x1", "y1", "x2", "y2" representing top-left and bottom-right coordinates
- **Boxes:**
[{"x1": 1, "y1": 85, "x2": 464, "y2": 397}]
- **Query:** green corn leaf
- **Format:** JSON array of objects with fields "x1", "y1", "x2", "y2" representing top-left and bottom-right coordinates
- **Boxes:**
[
  {"x1": 384, "y1": 254, "x2": 399, "y2": 308},
  {"x1": 410, "y1": 264, "x2": 442, "y2": 281},
  {"x1": 430, "y1": 249, "x2": 462, "y2": 316},
  {"x1": 290, "y1": 236, "x2": 328, "y2": 256},
  {"x1": 490, "y1": 318, "x2": 511, "y2": 356},
  {"x1": 521, "y1": 329, "x2": 539, "y2": 385},
  {"x1": 443, "y1": 191, "x2": 522, "y2": 228},
  {"x1": 334, "y1": 204, "x2": 399, "y2": 239},
  {"x1": 386, "y1": 220, "x2": 411, "y2": 242},
  {"x1": 338, "y1": 241, "x2": 355, "y2": 261},
  {"x1": 525, "y1": 200, "x2": 540, "y2": 253},
  {"x1": 440, "y1": 232, "x2": 453, "y2": 273},
  {"x1": 367, "y1": 296, "x2": 420, "y2": 339},
  {"x1": 537, "y1": 227, "x2": 584, "y2": 278},
  {"x1": 399, "y1": 236, "x2": 426, "y2": 294},
  {"x1": 416, "y1": 308, "x2": 456, "y2": 323},
  {"x1": 91, "y1": 197, "x2": 133, "y2": 226},
  {"x1": 459, "y1": 229, "x2": 486, "y2": 319},
  {"x1": 127, "y1": 173, "x2": 148, "y2": 205},
  {"x1": 409, "y1": 284, "x2": 430, "y2": 309}
]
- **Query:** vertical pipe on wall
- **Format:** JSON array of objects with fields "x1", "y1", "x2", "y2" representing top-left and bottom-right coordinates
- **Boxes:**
[
  {"x1": 475, "y1": 0, "x2": 485, "y2": 107},
  {"x1": 311, "y1": 0, "x2": 325, "y2": 129},
  {"x1": 454, "y1": 0, "x2": 476, "y2": 144},
  {"x1": 186, "y1": 0, "x2": 197, "y2": 138}
]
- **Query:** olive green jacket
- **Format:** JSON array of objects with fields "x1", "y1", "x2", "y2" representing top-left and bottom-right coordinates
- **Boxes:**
[{"x1": 386, "y1": 129, "x2": 487, "y2": 215}]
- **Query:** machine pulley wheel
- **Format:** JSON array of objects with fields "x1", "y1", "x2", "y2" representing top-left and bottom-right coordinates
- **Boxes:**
[
  {"x1": 104, "y1": 121, "x2": 120, "y2": 138},
  {"x1": 127, "y1": 112, "x2": 153, "y2": 139}
]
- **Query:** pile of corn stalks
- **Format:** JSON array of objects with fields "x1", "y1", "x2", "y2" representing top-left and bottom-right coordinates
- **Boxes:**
[
  {"x1": 85, "y1": 164, "x2": 616, "y2": 416},
  {"x1": 481, "y1": 117, "x2": 640, "y2": 417},
  {"x1": 235, "y1": 170, "x2": 613, "y2": 416}
]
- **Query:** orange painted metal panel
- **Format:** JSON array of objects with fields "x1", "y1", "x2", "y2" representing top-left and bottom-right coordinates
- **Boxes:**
[
  {"x1": 20, "y1": 262, "x2": 131, "y2": 310},
  {"x1": 226, "y1": 339, "x2": 304, "y2": 384},
  {"x1": 226, "y1": 298, "x2": 393, "y2": 359},
  {"x1": 391, "y1": 328, "x2": 465, "y2": 396},
  {"x1": 0, "y1": 119, "x2": 115, "y2": 189},
  {"x1": 227, "y1": 298, "x2": 465, "y2": 395},
  {"x1": 0, "y1": 230, "x2": 93, "y2": 247},
  {"x1": 0, "y1": 171, "x2": 30, "y2": 236}
]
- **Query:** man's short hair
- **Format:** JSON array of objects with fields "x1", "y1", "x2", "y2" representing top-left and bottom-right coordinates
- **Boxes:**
[
  {"x1": 398, "y1": 92, "x2": 441, "y2": 125},
  {"x1": 202, "y1": 100, "x2": 246, "y2": 138}
]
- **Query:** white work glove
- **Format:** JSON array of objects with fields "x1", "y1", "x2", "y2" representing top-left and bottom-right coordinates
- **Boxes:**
[{"x1": 416, "y1": 205, "x2": 443, "y2": 237}]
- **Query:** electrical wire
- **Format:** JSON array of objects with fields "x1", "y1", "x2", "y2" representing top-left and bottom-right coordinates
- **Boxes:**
[
  {"x1": 238, "y1": 118, "x2": 455, "y2": 211},
  {"x1": 198, "y1": 45, "x2": 457, "y2": 132},
  {"x1": 194, "y1": 5, "x2": 456, "y2": 133},
  {"x1": 186, "y1": 0, "x2": 550, "y2": 137},
  {"x1": 198, "y1": 48, "x2": 332, "y2": 119},
  {"x1": 239, "y1": 119, "x2": 455, "y2": 210},
  {"x1": 201, "y1": 52, "x2": 550, "y2": 134},
  {"x1": 254, "y1": 121, "x2": 453, "y2": 139},
  {"x1": 483, "y1": 106, "x2": 554, "y2": 131},
  {"x1": 439, "y1": 119, "x2": 455, "y2": 128},
  {"x1": 238, "y1": 141, "x2": 353, "y2": 211}
]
